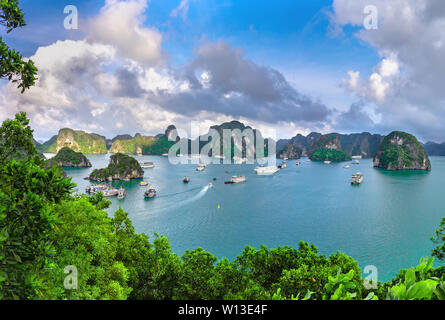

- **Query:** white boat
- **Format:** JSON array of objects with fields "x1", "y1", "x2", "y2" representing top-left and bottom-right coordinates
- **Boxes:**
[
  {"x1": 351, "y1": 172, "x2": 364, "y2": 185},
  {"x1": 117, "y1": 188, "x2": 126, "y2": 200},
  {"x1": 352, "y1": 155, "x2": 363, "y2": 160},
  {"x1": 161, "y1": 153, "x2": 169, "y2": 157},
  {"x1": 225, "y1": 176, "x2": 247, "y2": 184},
  {"x1": 296, "y1": 161, "x2": 301, "y2": 166},
  {"x1": 139, "y1": 181, "x2": 149, "y2": 187},
  {"x1": 139, "y1": 161, "x2": 155, "y2": 169},
  {"x1": 343, "y1": 165, "x2": 350, "y2": 169},
  {"x1": 278, "y1": 162, "x2": 287, "y2": 169},
  {"x1": 254, "y1": 166, "x2": 280, "y2": 175},
  {"x1": 352, "y1": 160, "x2": 360, "y2": 165},
  {"x1": 324, "y1": 160, "x2": 332, "y2": 164},
  {"x1": 196, "y1": 164, "x2": 206, "y2": 171},
  {"x1": 103, "y1": 189, "x2": 119, "y2": 197}
]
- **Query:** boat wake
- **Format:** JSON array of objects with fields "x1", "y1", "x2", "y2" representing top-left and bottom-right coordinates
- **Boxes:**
[{"x1": 149, "y1": 184, "x2": 212, "y2": 214}]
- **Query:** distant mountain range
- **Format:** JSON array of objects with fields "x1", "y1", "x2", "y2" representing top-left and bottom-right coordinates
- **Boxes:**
[
  {"x1": 423, "y1": 141, "x2": 445, "y2": 156},
  {"x1": 277, "y1": 132, "x2": 385, "y2": 159},
  {"x1": 35, "y1": 120, "x2": 444, "y2": 158}
]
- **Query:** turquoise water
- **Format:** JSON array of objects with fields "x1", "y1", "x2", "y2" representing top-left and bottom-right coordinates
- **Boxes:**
[{"x1": 64, "y1": 155, "x2": 445, "y2": 282}]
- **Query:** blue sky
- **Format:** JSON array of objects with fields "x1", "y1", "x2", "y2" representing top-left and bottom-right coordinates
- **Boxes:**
[{"x1": 1, "y1": 0, "x2": 443, "y2": 142}]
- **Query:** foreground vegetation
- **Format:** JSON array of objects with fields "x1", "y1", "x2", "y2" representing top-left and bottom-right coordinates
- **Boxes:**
[
  {"x1": 0, "y1": 113, "x2": 444, "y2": 300},
  {"x1": 1, "y1": 1, "x2": 444, "y2": 301}
]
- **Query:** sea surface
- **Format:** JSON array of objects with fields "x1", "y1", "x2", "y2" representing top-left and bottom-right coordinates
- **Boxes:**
[{"x1": 60, "y1": 154, "x2": 445, "y2": 282}]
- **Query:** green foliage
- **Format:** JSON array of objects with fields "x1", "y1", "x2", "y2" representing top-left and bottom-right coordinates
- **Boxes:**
[
  {"x1": 0, "y1": 0, "x2": 37, "y2": 92},
  {"x1": 142, "y1": 136, "x2": 175, "y2": 155},
  {"x1": 1, "y1": 112, "x2": 445, "y2": 301},
  {"x1": 386, "y1": 257, "x2": 440, "y2": 300},
  {"x1": 47, "y1": 147, "x2": 91, "y2": 167},
  {"x1": 311, "y1": 148, "x2": 351, "y2": 162},
  {"x1": 89, "y1": 153, "x2": 143, "y2": 181},
  {"x1": 0, "y1": 157, "x2": 75, "y2": 299},
  {"x1": 432, "y1": 217, "x2": 445, "y2": 261},
  {"x1": 375, "y1": 131, "x2": 431, "y2": 170},
  {"x1": 0, "y1": 112, "x2": 37, "y2": 163}
]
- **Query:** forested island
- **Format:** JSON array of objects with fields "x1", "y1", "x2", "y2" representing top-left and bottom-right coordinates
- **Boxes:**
[
  {"x1": 1, "y1": 2, "x2": 444, "y2": 302},
  {"x1": 89, "y1": 153, "x2": 144, "y2": 182}
]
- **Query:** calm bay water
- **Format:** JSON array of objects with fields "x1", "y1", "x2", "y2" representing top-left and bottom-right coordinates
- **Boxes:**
[{"x1": 63, "y1": 155, "x2": 445, "y2": 282}]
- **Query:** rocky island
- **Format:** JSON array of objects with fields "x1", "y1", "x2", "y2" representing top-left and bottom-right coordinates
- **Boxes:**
[
  {"x1": 38, "y1": 128, "x2": 107, "y2": 154},
  {"x1": 373, "y1": 131, "x2": 431, "y2": 171},
  {"x1": 46, "y1": 147, "x2": 92, "y2": 168},
  {"x1": 89, "y1": 153, "x2": 144, "y2": 182},
  {"x1": 309, "y1": 135, "x2": 351, "y2": 162}
]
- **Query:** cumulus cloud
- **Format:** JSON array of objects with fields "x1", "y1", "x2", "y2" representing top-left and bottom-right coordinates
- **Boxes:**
[
  {"x1": 87, "y1": 0, "x2": 163, "y2": 66},
  {"x1": 332, "y1": 0, "x2": 445, "y2": 141},
  {"x1": 0, "y1": 0, "x2": 340, "y2": 141},
  {"x1": 156, "y1": 41, "x2": 331, "y2": 125}
]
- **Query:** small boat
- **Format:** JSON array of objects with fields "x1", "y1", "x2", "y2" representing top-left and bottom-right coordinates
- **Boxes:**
[
  {"x1": 177, "y1": 154, "x2": 184, "y2": 157},
  {"x1": 86, "y1": 185, "x2": 109, "y2": 194},
  {"x1": 353, "y1": 160, "x2": 360, "y2": 165},
  {"x1": 324, "y1": 160, "x2": 332, "y2": 164},
  {"x1": 343, "y1": 165, "x2": 350, "y2": 169},
  {"x1": 254, "y1": 166, "x2": 280, "y2": 175},
  {"x1": 123, "y1": 177, "x2": 131, "y2": 182},
  {"x1": 183, "y1": 177, "x2": 190, "y2": 183},
  {"x1": 283, "y1": 157, "x2": 289, "y2": 161},
  {"x1": 117, "y1": 188, "x2": 126, "y2": 200},
  {"x1": 144, "y1": 188, "x2": 157, "y2": 199},
  {"x1": 225, "y1": 176, "x2": 247, "y2": 184},
  {"x1": 161, "y1": 153, "x2": 169, "y2": 157},
  {"x1": 103, "y1": 189, "x2": 119, "y2": 197},
  {"x1": 140, "y1": 181, "x2": 149, "y2": 187},
  {"x1": 140, "y1": 162, "x2": 155, "y2": 169},
  {"x1": 351, "y1": 155, "x2": 363, "y2": 160},
  {"x1": 196, "y1": 163, "x2": 206, "y2": 171},
  {"x1": 351, "y1": 172, "x2": 364, "y2": 185},
  {"x1": 296, "y1": 161, "x2": 301, "y2": 166},
  {"x1": 307, "y1": 159, "x2": 312, "y2": 162},
  {"x1": 278, "y1": 162, "x2": 287, "y2": 169},
  {"x1": 208, "y1": 183, "x2": 213, "y2": 188}
]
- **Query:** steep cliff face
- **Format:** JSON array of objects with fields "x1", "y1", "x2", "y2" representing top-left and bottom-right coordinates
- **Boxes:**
[
  {"x1": 373, "y1": 131, "x2": 431, "y2": 171},
  {"x1": 89, "y1": 154, "x2": 144, "y2": 182},
  {"x1": 47, "y1": 147, "x2": 92, "y2": 168},
  {"x1": 41, "y1": 129, "x2": 107, "y2": 154},
  {"x1": 109, "y1": 126, "x2": 177, "y2": 155}
]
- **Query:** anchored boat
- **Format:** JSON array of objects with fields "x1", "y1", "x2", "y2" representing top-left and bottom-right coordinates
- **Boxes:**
[
  {"x1": 140, "y1": 161, "x2": 155, "y2": 169},
  {"x1": 139, "y1": 181, "x2": 149, "y2": 187},
  {"x1": 117, "y1": 187, "x2": 127, "y2": 200},
  {"x1": 254, "y1": 166, "x2": 280, "y2": 175},
  {"x1": 144, "y1": 188, "x2": 157, "y2": 199},
  {"x1": 351, "y1": 172, "x2": 364, "y2": 185},
  {"x1": 225, "y1": 176, "x2": 247, "y2": 184},
  {"x1": 278, "y1": 162, "x2": 287, "y2": 169},
  {"x1": 183, "y1": 176, "x2": 190, "y2": 183},
  {"x1": 324, "y1": 160, "x2": 332, "y2": 164}
]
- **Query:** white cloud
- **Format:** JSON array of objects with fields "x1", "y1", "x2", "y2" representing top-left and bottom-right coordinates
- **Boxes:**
[
  {"x1": 88, "y1": 0, "x2": 163, "y2": 66},
  {"x1": 170, "y1": 0, "x2": 191, "y2": 20},
  {"x1": 333, "y1": 0, "x2": 445, "y2": 140}
]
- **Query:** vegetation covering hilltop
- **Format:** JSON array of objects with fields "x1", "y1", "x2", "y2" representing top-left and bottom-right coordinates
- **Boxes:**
[
  {"x1": 89, "y1": 153, "x2": 144, "y2": 182},
  {"x1": 40, "y1": 129, "x2": 107, "y2": 155},
  {"x1": 109, "y1": 126, "x2": 177, "y2": 155},
  {"x1": 374, "y1": 131, "x2": 431, "y2": 171},
  {"x1": 46, "y1": 147, "x2": 92, "y2": 168},
  {"x1": 309, "y1": 135, "x2": 351, "y2": 162},
  {"x1": 1, "y1": 112, "x2": 445, "y2": 301}
]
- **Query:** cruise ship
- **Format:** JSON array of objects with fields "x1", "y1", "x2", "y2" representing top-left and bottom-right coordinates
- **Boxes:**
[{"x1": 254, "y1": 166, "x2": 280, "y2": 175}]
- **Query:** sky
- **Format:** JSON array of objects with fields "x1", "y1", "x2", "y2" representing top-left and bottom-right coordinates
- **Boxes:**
[{"x1": 1, "y1": 0, "x2": 445, "y2": 143}]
